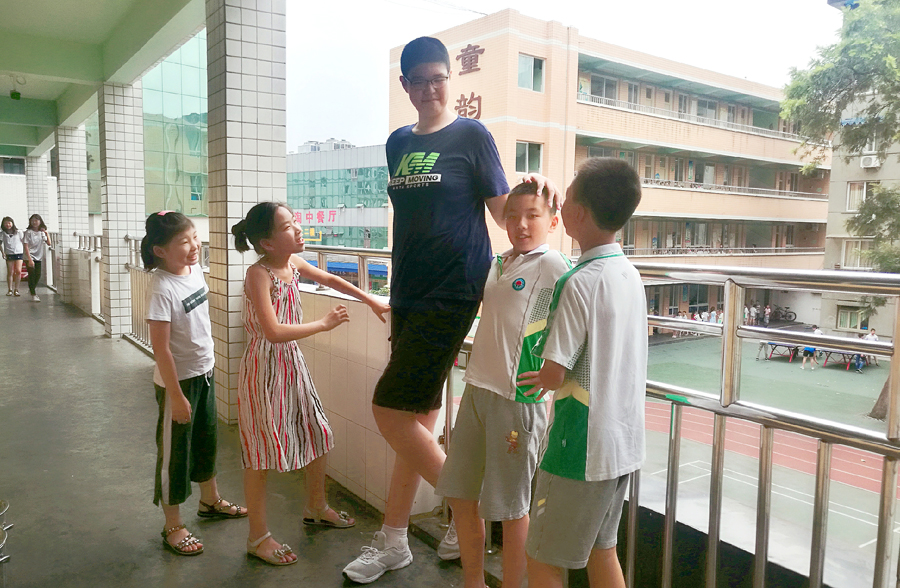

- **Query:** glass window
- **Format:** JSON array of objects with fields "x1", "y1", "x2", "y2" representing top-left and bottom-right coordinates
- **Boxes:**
[
  {"x1": 143, "y1": 89, "x2": 163, "y2": 115},
  {"x1": 837, "y1": 305, "x2": 869, "y2": 330},
  {"x1": 516, "y1": 142, "x2": 542, "y2": 174},
  {"x1": 2, "y1": 158, "x2": 25, "y2": 174},
  {"x1": 163, "y1": 93, "x2": 182, "y2": 119},
  {"x1": 591, "y1": 75, "x2": 617, "y2": 101},
  {"x1": 518, "y1": 55, "x2": 544, "y2": 92},
  {"x1": 143, "y1": 64, "x2": 163, "y2": 91},
  {"x1": 697, "y1": 99, "x2": 717, "y2": 120},
  {"x1": 627, "y1": 83, "x2": 639, "y2": 105},
  {"x1": 161, "y1": 62, "x2": 182, "y2": 94},
  {"x1": 182, "y1": 66, "x2": 201, "y2": 98},
  {"x1": 842, "y1": 239, "x2": 873, "y2": 269},
  {"x1": 181, "y1": 38, "x2": 202, "y2": 68},
  {"x1": 846, "y1": 181, "x2": 876, "y2": 211}
]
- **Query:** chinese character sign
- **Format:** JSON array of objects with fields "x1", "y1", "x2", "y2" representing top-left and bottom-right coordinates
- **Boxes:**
[
  {"x1": 295, "y1": 210, "x2": 340, "y2": 225},
  {"x1": 456, "y1": 44, "x2": 484, "y2": 76},
  {"x1": 456, "y1": 92, "x2": 482, "y2": 119}
]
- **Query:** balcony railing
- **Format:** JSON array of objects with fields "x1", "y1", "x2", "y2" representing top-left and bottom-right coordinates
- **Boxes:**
[
  {"x1": 625, "y1": 246, "x2": 825, "y2": 257},
  {"x1": 641, "y1": 177, "x2": 828, "y2": 200},
  {"x1": 120, "y1": 243, "x2": 900, "y2": 588},
  {"x1": 577, "y1": 92, "x2": 804, "y2": 142}
]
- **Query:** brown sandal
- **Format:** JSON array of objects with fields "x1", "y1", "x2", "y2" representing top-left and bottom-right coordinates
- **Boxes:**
[
  {"x1": 161, "y1": 524, "x2": 203, "y2": 556},
  {"x1": 302, "y1": 504, "x2": 355, "y2": 528},
  {"x1": 197, "y1": 498, "x2": 248, "y2": 519},
  {"x1": 247, "y1": 532, "x2": 297, "y2": 566}
]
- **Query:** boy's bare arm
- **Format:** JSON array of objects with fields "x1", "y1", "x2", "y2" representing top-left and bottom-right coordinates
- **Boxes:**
[{"x1": 517, "y1": 360, "x2": 566, "y2": 401}]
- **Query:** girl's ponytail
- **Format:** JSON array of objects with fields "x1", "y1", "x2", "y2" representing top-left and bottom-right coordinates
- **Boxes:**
[
  {"x1": 140, "y1": 235, "x2": 157, "y2": 270},
  {"x1": 232, "y1": 219, "x2": 251, "y2": 253}
]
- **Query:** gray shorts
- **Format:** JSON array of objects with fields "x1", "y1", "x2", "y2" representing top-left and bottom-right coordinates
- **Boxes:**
[
  {"x1": 525, "y1": 470, "x2": 629, "y2": 569},
  {"x1": 435, "y1": 384, "x2": 548, "y2": 521}
]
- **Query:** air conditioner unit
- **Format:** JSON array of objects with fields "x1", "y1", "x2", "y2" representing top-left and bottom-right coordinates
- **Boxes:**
[{"x1": 860, "y1": 155, "x2": 881, "y2": 169}]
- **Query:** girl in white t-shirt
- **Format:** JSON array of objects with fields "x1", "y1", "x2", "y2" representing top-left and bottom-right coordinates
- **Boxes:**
[
  {"x1": 1, "y1": 216, "x2": 25, "y2": 297},
  {"x1": 22, "y1": 214, "x2": 51, "y2": 302},
  {"x1": 142, "y1": 211, "x2": 247, "y2": 557}
]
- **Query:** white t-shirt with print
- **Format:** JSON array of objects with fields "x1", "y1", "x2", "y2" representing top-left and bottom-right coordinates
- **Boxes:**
[
  {"x1": 535, "y1": 243, "x2": 648, "y2": 482},
  {"x1": 1, "y1": 230, "x2": 24, "y2": 256},
  {"x1": 463, "y1": 244, "x2": 571, "y2": 403},
  {"x1": 22, "y1": 230, "x2": 47, "y2": 261},
  {"x1": 146, "y1": 264, "x2": 214, "y2": 385}
]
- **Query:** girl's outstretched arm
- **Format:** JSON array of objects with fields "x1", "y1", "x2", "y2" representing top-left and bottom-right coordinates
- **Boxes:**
[
  {"x1": 291, "y1": 255, "x2": 391, "y2": 323},
  {"x1": 246, "y1": 263, "x2": 349, "y2": 343}
]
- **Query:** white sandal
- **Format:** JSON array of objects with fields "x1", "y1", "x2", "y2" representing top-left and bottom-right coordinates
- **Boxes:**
[{"x1": 247, "y1": 532, "x2": 297, "y2": 566}]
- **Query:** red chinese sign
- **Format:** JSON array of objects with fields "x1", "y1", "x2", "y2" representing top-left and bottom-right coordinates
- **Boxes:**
[{"x1": 294, "y1": 210, "x2": 338, "y2": 225}]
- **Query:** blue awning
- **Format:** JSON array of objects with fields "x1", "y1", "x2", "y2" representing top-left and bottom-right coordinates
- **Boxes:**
[{"x1": 306, "y1": 260, "x2": 388, "y2": 277}]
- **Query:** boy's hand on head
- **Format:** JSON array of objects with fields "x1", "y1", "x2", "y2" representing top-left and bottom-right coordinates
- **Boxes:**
[
  {"x1": 522, "y1": 173, "x2": 563, "y2": 210},
  {"x1": 321, "y1": 304, "x2": 350, "y2": 331},
  {"x1": 368, "y1": 298, "x2": 391, "y2": 323},
  {"x1": 517, "y1": 371, "x2": 551, "y2": 401}
]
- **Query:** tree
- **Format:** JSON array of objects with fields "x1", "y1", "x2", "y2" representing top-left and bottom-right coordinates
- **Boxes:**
[
  {"x1": 781, "y1": 0, "x2": 900, "y2": 420},
  {"x1": 781, "y1": 0, "x2": 900, "y2": 170}
]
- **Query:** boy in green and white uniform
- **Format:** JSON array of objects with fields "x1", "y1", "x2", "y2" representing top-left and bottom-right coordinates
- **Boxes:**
[
  {"x1": 435, "y1": 181, "x2": 571, "y2": 588},
  {"x1": 518, "y1": 157, "x2": 647, "y2": 587}
]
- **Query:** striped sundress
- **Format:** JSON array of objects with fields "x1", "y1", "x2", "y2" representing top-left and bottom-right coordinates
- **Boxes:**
[{"x1": 238, "y1": 262, "x2": 333, "y2": 471}]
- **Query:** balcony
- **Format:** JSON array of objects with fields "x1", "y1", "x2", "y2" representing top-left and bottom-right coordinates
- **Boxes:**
[
  {"x1": 626, "y1": 246, "x2": 825, "y2": 270},
  {"x1": 575, "y1": 93, "x2": 831, "y2": 167},
  {"x1": 637, "y1": 180, "x2": 829, "y2": 225}
]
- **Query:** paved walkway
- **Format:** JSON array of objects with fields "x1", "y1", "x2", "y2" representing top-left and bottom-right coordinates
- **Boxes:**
[{"x1": 0, "y1": 290, "x2": 463, "y2": 588}]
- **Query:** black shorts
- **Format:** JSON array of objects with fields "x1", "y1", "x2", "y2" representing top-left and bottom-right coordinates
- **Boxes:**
[
  {"x1": 5, "y1": 254, "x2": 23, "y2": 261},
  {"x1": 802, "y1": 348, "x2": 815, "y2": 358},
  {"x1": 372, "y1": 299, "x2": 479, "y2": 413}
]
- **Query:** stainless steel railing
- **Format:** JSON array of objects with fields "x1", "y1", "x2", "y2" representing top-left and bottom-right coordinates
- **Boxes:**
[
  {"x1": 626, "y1": 246, "x2": 825, "y2": 257},
  {"x1": 303, "y1": 245, "x2": 900, "y2": 588},
  {"x1": 641, "y1": 177, "x2": 827, "y2": 200}
]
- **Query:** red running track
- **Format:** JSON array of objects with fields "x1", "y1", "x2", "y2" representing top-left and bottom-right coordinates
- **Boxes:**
[{"x1": 645, "y1": 401, "x2": 891, "y2": 496}]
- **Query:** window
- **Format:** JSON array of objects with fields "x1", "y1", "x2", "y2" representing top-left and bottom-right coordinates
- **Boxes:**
[
  {"x1": 697, "y1": 99, "x2": 717, "y2": 120},
  {"x1": 1, "y1": 158, "x2": 25, "y2": 175},
  {"x1": 838, "y1": 305, "x2": 869, "y2": 331},
  {"x1": 516, "y1": 142, "x2": 542, "y2": 173},
  {"x1": 677, "y1": 95, "x2": 690, "y2": 118},
  {"x1": 645, "y1": 88, "x2": 653, "y2": 100},
  {"x1": 664, "y1": 92, "x2": 671, "y2": 104},
  {"x1": 846, "y1": 181, "x2": 877, "y2": 211},
  {"x1": 627, "y1": 83, "x2": 639, "y2": 105},
  {"x1": 591, "y1": 75, "x2": 617, "y2": 102},
  {"x1": 643, "y1": 155, "x2": 653, "y2": 179},
  {"x1": 842, "y1": 239, "x2": 873, "y2": 269},
  {"x1": 617, "y1": 150, "x2": 635, "y2": 169},
  {"x1": 588, "y1": 146, "x2": 612, "y2": 158},
  {"x1": 727, "y1": 105, "x2": 736, "y2": 123},
  {"x1": 518, "y1": 55, "x2": 544, "y2": 92}
]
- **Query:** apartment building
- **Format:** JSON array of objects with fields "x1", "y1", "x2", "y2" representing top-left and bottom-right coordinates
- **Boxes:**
[
  {"x1": 819, "y1": 0, "x2": 899, "y2": 336},
  {"x1": 389, "y1": 9, "x2": 830, "y2": 319}
]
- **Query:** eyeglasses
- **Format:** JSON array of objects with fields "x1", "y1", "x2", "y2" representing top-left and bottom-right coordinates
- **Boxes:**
[{"x1": 405, "y1": 76, "x2": 449, "y2": 91}]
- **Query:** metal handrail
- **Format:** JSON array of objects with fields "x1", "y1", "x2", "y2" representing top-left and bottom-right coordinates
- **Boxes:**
[
  {"x1": 627, "y1": 246, "x2": 824, "y2": 257},
  {"x1": 576, "y1": 91, "x2": 806, "y2": 142},
  {"x1": 641, "y1": 177, "x2": 827, "y2": 200}
]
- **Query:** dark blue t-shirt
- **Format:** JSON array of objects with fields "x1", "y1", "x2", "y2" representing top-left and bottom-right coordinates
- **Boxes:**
[{"x1": 386, "y1": 117, "x2": 509, "y2": 307}]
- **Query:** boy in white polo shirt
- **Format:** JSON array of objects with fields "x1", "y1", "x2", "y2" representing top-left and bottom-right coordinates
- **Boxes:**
[
  {"x1": 434, "y1": 181, "x2": 571, "y2": 588},
  {"x1": 518, "y1": 157, "x2": 646, "y2": 587}
]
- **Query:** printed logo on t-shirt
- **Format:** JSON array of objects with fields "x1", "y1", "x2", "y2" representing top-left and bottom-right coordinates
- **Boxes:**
[
  {"x1": 512, "y1": 278, "x2": 526, "y2": 291},
  {"x1": 389, "y1": 152, "x2": 442, "y2": 189},
  {"x1": 182, "y1": 286, "x2": 208, "y2": 314}
]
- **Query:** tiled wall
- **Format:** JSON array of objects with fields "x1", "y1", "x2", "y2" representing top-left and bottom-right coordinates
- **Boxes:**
[
  {"x1": 25, "y1": 154, "x2": 48, "y2": 218},
  {"x1": 98, "y1": 83, "x2": 146, "y2": 336},
  {"x1": 297, "y1": 285, "x2": 444, "y2": 515},
  {"x1": 55, "y1": 126, "x2": 90, "y2": 304}
]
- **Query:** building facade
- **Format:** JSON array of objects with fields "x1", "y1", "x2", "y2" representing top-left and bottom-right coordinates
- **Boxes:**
[
  {"x1": 389, "y1": 10, "x2": 830, "y2": 319},
  {"x1": 287, "y1": 141, "x2": 389, "y2": 250}
]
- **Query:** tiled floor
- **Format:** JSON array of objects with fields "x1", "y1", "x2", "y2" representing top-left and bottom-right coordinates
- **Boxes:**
[{"x1": 0, "y1": 289, "x2": 465, "y2": 587}]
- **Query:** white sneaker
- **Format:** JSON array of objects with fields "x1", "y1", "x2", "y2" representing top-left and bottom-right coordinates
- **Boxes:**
[
  {"x1": 437, "y1": 520, "x2": 460, "y2": 560},
  {"x1": 32, "y1": 295, "x2": 40, "y2": 302},
  {"x1": 343, "y1": 531, "x2": 413, "y2": 584}
]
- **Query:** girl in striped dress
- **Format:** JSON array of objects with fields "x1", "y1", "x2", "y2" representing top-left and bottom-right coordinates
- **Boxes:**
[{"x1": 232, "y1": 202, "x2": 390, "y2": 566}]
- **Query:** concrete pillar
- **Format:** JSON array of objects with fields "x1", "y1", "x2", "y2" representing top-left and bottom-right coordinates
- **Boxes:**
[
  {"x1": 98, "y1": 82, "x2": 146, "y2": 337},
  {"x1": 206, "y1": 0, "x2": 287, "y2": 423},
  {"x1": 25, "y1": 154, "x2": 49, "y2": 219},
  {"x1": 54, "y1": 127, "x2": 90, "y2": 304}
]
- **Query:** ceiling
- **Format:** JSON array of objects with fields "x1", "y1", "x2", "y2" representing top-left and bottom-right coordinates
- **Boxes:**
[{"x1": 0, "y1": 0, "x2": 204, "y2": 157}]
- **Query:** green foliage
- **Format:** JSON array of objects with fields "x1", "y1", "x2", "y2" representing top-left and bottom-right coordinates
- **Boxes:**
[
  {"x1": 782, "y1": 0, "x2": 900, "y2": 166},
  {"x1": 845, "y1": 183, "x2": 900, "y2": 245},
  {"x1": 370, "y1": 285, "x2": 390, "y2": 296}
]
